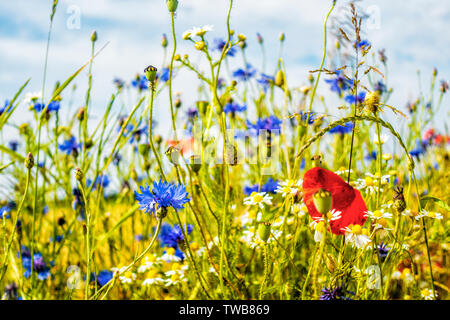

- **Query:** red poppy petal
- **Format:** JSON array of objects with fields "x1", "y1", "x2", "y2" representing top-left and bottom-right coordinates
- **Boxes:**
[{"x1": 303, "y1": 167, "x2": 368, "y2": 235}]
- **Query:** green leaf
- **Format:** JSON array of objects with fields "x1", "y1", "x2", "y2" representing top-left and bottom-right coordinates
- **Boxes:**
[{"x1": 420, "y1": 196, "x2": 450, "y2": 212}]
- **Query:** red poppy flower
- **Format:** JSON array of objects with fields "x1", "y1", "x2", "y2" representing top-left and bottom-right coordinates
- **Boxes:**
[{"x1": 302, "y1": 167, "x2": 367, "y2": 235}]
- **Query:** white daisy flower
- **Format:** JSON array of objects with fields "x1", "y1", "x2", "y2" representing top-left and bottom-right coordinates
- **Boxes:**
[
  {"x1": 342, "y1": 224, "x2": 371, "y2": 250},
  {"x1": 275, "y1": 179, "x2": 302, "y2": 197},
  {"x1": 421, "y1": 288, "x2": 435, "y2": 300},
  {"x1": 192, "y1": 25, "x2": 214, "y2": 36},
  {"x1": 365, "y1": 209, "x2": 393, "y2": 220},
  {"x1": 143, "y1": 277, "x2": 165, "y2": 286},
  {"x1": 291, "y1": 202, "x2": 307, "y2": 217},
  {"x1": 415, "y1": 209, "x2": 443, "y2": 220},
  {"x1": 243, "y1": 192, "x2": 272, "y2": 209},
  {"x1": 24, "y1": 91, "x2": 42, "y2": 105}
]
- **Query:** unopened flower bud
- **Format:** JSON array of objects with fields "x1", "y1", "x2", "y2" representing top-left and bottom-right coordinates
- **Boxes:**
[
  {"x1": 144, "y1": 65, "x2": 157, "y2": 83},
  {"x1": 194, "y1": 41, "x2": 205, "y2": 51},
  {"x1": 77, "y1": 107, "x2": 86, "y2": 122},
  {"x1": 256, "y1": 32, "x2": 263, "y2": 44},
  {"x1": 313, "y1": 188, "x2": 332, "y2": 215},
  {"x1": 74, "y1": 167, "x2": 83, "y2": 181},
  {"x1": 165, "y1": 146, "x2": 181, "y2": 165},
  {"x1": 279, "y1": 32, "x2": 285, "y2": 42},
  {"x1": 161, "y1": 34, "x2": 168, "y2": 48},
  {"x1": 189, "y1": 155, "x2": 202, "y2": 173},
  {"x1": 25, "y1": 152, "x2": 34, "y2": 169},
  {"x1": 155, "y1": 134, "x2": 163, "y2": 145},
  {"x1": 166, "y1": 0, "x2": 178, "y2": 12},
  {"x1": 90, "y1": 30, "x2": 98, "y2": 42},
  {"x1": 393, "y1": 186, "x2": 406, "y2": 214},
  {"x1": 258, "y1": 222, "x2": 271, "y2": 242},
  {"x1": 275, "y1": 70, "x2": 284, "y2": 87},
  {"x1": 238, "y1": 34, "x2": 246, "y2": 42},
  {"x1": 365, "y1": 91, "x2": 380, "y2": 114},
  {"x1": 138, "y1": 143, "x2": 150, "y2": 156}
]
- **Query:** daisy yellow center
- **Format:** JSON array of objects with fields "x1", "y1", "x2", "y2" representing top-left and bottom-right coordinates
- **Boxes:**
[
  {"x1": 148, "y1": 254, "x2": 156, "y2": 262},
  {"x1": 190, "y1": 242, "x2": 200, "y2": 251},
  {"x1": 365, "y1": 176, "x2": 374, "y2": 186},
  {"x1": 428, "y1": 211, "x2": 436, "y2": 218},
  {"x1": 166, "y1": 247, "x2": 176, "y2": 256},
  {"x1": 373, "y1": 210, "x2": 383, "y2": 218},
  {"x1": 282, "y1": 186, "x2": 291, "y2": 194},
  {"x1": 252, "y1": 193, "x2": 264, "y2": 203},
  {"x1": 147, "y1": 269, "x2": 158, "y2": 279},
  {"x1": 292, "y1": 205, "x2": 300, "y2": 214},
  {"x1": 421, "y1": 289, "x2": 431, "y2": 296},
  {"x1": 326, "y1": 212, "x2": 333, "y2": 220},
  {"x1": 171, "y1": 273, "x2": 180, "y2": 281},
  {"x1": 362, "y1": 228, "x2": 369, "y2": 236},
  {"x1": 248, "y1": 211, "x2": 257, "y2": 219},
  {"x1": 351, "y1": 224, "x2": 362, "y2": 235}
]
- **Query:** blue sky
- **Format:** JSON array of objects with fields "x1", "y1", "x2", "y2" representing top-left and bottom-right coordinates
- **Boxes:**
[{"x1": 0, "y1": 0, "x2": 449, "y2": 139}]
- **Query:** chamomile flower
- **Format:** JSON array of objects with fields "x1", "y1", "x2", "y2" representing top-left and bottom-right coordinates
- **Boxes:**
[
  {"x1": 192, "y1": 25, "x2": 214, "y2": 36},
  {"x1": 342, "y1": 224, "x2": 371, "y2": 250},
  {"x1": 275, "y1": 179, "x2": 302, "y2": 197},
  {"x1": 334, "y1": 167, "x2": 352, "y2": 175},
  {"x1": 243, "y1": 192, "x2": 272, "y2": 209},
  {"x1": 415, "y1": 209, "x2": 443, "y2": 220},
  {"x1": 421, "y1": 288, "x2": 435, "y2": 300},
  {"x1": 354, "y1": 173, "x2": 389, "y2": 195},
  {"x1": 137, "y1": 254, "x2": 160, "y2": 273},
  {"x1": 291, "y1": 202, "x2": 307, "y2": 217},
  {"x1": 365, "y1": 209, "x2": 393, "y2": 220}
]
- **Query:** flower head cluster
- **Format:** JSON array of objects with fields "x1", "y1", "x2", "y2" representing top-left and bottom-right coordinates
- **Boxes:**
[
  {"x1": 58, "y1": 136, "x2": 80, "y2": 156},
  {"x1": 135, "y1": 180, "x2": 190, "y2": 215},
  {"x1": 20, "y1": 246, "x2": 51, "y2": 280},
  {"x1": 325, "y1": 70, "x2": 353, "y2": 96},
  {"x1": 246, "y1": 115, "x2": 282, "y2": 136},
  {"x1": 320, "y1": 285, "x2": 355, "y2": 300}
]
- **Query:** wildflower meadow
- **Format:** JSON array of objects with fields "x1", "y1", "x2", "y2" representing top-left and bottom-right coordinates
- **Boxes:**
[{"x1": 0, "y1": 0, "x2": 449, "y2": 303}]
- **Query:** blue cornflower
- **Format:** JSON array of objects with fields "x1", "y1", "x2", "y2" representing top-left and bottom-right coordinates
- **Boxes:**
[
  {"x1": 134, "y1": 234, "x2": 144, "y2": 242},
  {"x1": 88, "y1": 270, "x2": 113, "y2": 287},
  {"x1": 159, "y1": 223, "x2": 193, "y2": 249},
  {"x1": 233, "y1": 64, "x2": 256, "y2": 82},
  {"x1": 325, "y1": 70, "x2": 353, "y2": 96},
  {"x1": 300, "y1": 158, "x2": 306, "y2": 170},
  {"x1": 129, "y1": 123, "x2": 148, "y2": 144},
  {"x1": 8, "y1": 140, "x2": 19, "y2": 152},
  {"x1": 257, "y1": 73, "x2": 275, "y2": 92},
  {"x1": 134, "y1": 180, "x2": 190, "y2": 215},
  {"x1": 224, "y1": 103, "x2": 247, "y2": 115},
  {"x1": 159, "y1": 67, "x2": 170, "y2": 82},
  {"x1": 0, "y1": 100, "x2": 12, "y2": 116},
  {"x1": 50, "y1": 235, "x2": 64, "y2": 243},
  {"x1": 345, "y1": 91, "x2": 366, "y2": 105},
  {"x1": 113, "y1": 153, "x2": 122, "y2": 166},
  {"x1": 378, "y1": 242, "x2": 390, "y2": 262},
  {"x1": 131, "y1": 75, "x2": 149, "y2": 91},
  {"x1": 42, "y1": 205, "x2": 49, "y2": 215},
  {"x1": 113, "y1": 77, "x2": 125, "y2": 89},
  {"x1": 21, "y1": 246, "x2": 51, "y2": 281},
  {"x1": 33, "y1": 100, "x2": 60, "y2": 113},
  {"x1": 409, "y1": 139, "x2": 427, "y2": 159},
  {"x1": 246, "y1": 115, "x2": 282, "y2": 136},
  {"x1": 87, "y1": 174, "x2": 110, "y2": 191},
  {"x1": 365, "y1": 151, "x2": 377, "y2": 161},
  {"x1": 357, "y1": 39, "x2": 370, "y2": 50},
  {"x1": 320, "y1": 285, "x2": 355, "y2": 300},
  {"x1": 213, "y1": 38, "x2": 236, "y2": 57},
  {"x1": 58, "y1": 136, "x2": 80, "y2": 156},
  {"x1": 187, "y1": 108, "x2": 199, "y2": 120},
  {"x1": 0, "y1": 206, "x2": 11, "y2": 219},
  {"x1": 329, "y1": 122, "x2": 354, "y2": 134},
  {"x1": 375, "y1": 81, "x2": 387, "y2": 94},
  {"x1": 244, "y1": 178, "x2": 279, "y2": 196},
  {"x1": 296, "y1": 111, "x2": 317, "y2": 125}
]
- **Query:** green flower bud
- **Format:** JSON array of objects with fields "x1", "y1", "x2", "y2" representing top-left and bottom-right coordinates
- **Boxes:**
[
  {"x1": 161, "y1": 34, "x2": 168, "y2": 48},
  {"x1": 166, "y1": 0, "x2": 178, "y2": 12},
  {"x1": 165, "y1": 146, "x2": 181, "y2": 165},
  {"x1": 144, "y1": 65, "x2": 157, "y2": 83},
  {"x1": 258, "y1": 222, "x2": 271, "y2": 242},
  {"x1": 25, "y1": 152, "x2": 34, "y2": 169},
  {"x1": 77, "y1": 107, "x2": 86, "y2": 122},
  {"x1": 313, "y1": 188, "x2": 332, "y2": 215},
  {"x1": 74, "y1": 167, "x2": 84, "y2": 181},
  {"x1": 155, "y1": 134, "x2": 163, "y2": 145},
  {"x1": 90, "y1": 30, "x2": 98, "y2": 42},
  {"x1": 279, "y1": 32, "x2": 285, "y2": 42},
  {"x1": 393, "y1": 186, "x2": 406, "y2": 214},
  {"x1": 189, "y1": 155, "x2": 202, "y2": 173},
  {"x1": 138, "y1": 143, "x2": 150, "y2": 156},
  {"x1": 197, "y1": 100, "x2": 209, "y2": 116},
  {"x1": 275, "y1": 69, "x2": 284, "y2": 87},
  {"x1": 365, "y1": 91, "x2": 380, "y2": 115}
]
